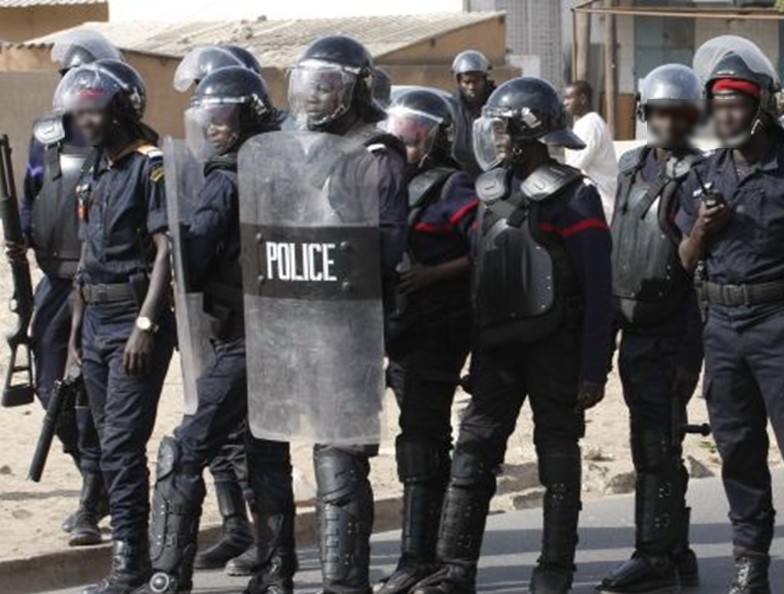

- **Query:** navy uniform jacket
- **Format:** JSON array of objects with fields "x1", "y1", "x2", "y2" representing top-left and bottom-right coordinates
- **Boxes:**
[
  {"x1": 537, "y1": 179, "x2": 613, "y2": 383},
  {"x1": 78, "y1": 142, "x2": 167, "y2": 285},
  {"x1": 676, "y1": 138, "x2": 784, "y2": 286}
]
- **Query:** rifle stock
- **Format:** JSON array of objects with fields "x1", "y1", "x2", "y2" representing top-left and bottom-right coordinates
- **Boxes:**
[{"x1": 0, "y1": 134, "x2": 34, "y2": 407}]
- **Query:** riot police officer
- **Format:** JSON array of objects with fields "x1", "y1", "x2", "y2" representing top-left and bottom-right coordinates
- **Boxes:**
[
  {"x1": 450, "y1": 49, "x2": 495, "y2": 178},
  {"x1": 131, "y1": 66, "x2": 292, "y2": 594},
  {"x1": 55, "y1": 60, "x2": 176, "y2": 594},
  {"x1": 596, "y1": 64, "x2": 705, "y2": 594},
  {"x1": 677, "y1": 36, "x2": 784, "y2": 594},
  {"x1": 413, "y1": 77, "x2": 613, "y2": 594},
  {"x1": 171, "y1": 43, "x2": 262, "y2": 577},
  {"x1": 375, "y1": 88, "x2": 476, "y2": 594},
  {"x1": 261, "y1": 34, "x2": 408, "y2": 594},
  {"x1": 10, "y1": 29, "x2": 123, "y2": 545}
]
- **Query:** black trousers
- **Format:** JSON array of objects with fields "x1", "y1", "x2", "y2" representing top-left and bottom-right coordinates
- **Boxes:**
[{"x1": 703, "y1": 303, "x2": 784, "y2": 553}]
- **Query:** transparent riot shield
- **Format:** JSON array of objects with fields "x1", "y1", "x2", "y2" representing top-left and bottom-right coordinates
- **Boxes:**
[
  {"x1": 239, "y1": 131, "x2": 385, "y2": 445},
  {"x1": 163, "y1": 136, "x2": 213, "y2": 415}
]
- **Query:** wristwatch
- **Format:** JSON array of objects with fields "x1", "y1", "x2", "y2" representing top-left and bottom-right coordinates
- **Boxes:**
[{"x1": 135, "y1": 315, "x2": 157, "y2": 333}]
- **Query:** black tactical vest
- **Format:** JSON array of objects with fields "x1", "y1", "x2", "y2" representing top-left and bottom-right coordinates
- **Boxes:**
[
  {"x1": 31, "y1": 114, "x2": 92, "y2": 279},
  {"x1": 611, "y1": 147, "x2": 699, "y2": 326},
  {"x1": 474, "y1": 163, "x2": 583, "y2": 349}
]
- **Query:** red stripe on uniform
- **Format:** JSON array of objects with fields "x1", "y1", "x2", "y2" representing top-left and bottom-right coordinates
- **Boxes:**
[
  {"x1": 448, "y1": 199, "x2": 479, "y2": 226},
  {"x1": 539, "y1": 218, "x2": 608, "y2": 238},
  {"x1": 413, "y1": 222, "x2": 453, "y2": 235}
]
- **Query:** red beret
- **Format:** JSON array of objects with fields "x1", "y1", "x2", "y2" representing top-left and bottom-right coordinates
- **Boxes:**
[{"x1": 712, "y1": 78, "x2": 761, "y2": 99}]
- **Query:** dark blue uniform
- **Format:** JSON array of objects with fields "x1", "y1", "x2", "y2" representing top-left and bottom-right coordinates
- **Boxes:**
[
  {"x1": 23, "y1": 128, "x2": 102, "y2": 475},
  {"x1": 387, "y1": 169, "x2": 476, "y2": 467},
  {"x1": 677, "y1": 140, "x2": 784, "y2": 555},
  {"x1": 77, "y1": 142, "x2": 175, "y2": 543},
  {"x1": 601, "y1": 147, "x2": 705, "y2": 591},
  {"x1": 177, "y1": 160, "x2": 293, "y2": 519}
]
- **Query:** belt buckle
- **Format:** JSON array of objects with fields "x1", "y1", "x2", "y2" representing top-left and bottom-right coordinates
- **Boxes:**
[
  {"x1": 96, "y1": 285, "x2": 108, "y2": 303},
  {"x1": 722, "y1": 284, "x2": 748, "y2": 306}
]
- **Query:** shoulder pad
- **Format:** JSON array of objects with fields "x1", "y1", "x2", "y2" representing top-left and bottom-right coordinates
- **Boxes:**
[
  {"x1": 475, "y1": 168, "x2": 510, "y2": 203},
  {"x1": 409, "y1": 167, "x2": 457, "y2": 208},
  {"x1": 33, "y1": 113, "x2": 66, "y2": 146},
  {"x1": 136, "y1": 144, "x2": 163, "y2": 159},
  {"x1": 520, "y1": 163, "x2": 583, "y2": 202},
  {"x1": 618, "y1": 146, "x2": 645, "y2": 174}
]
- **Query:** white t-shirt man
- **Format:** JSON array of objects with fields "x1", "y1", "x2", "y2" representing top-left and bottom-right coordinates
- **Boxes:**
[{"x1": 564, "y1": 111, "x2": 619, "y2": 222}]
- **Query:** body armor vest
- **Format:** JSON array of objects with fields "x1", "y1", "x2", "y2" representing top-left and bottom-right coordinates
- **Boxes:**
[
  {"x1": 408, "y1": 166, "x2": 457, "y2": 227},
  {"x1": 611, "y1": 147, "x2": 698, "y2": 326},
  {"x1": 474, "y1": 164, "x2": 583, "y2": 349},
  {"x1": 31, "y1": 114, "x2": 91, "y2": 279}
]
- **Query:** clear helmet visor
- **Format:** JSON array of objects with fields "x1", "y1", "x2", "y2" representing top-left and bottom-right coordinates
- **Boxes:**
[
  {"x1": 693, "y1": 35, "x2": 780, "y2": 90},
  {"x1": 184, "y1": 102, "x2": 240, "y2": 161},
  {"x1": 174, "y1": 46, "x2": 244, "y2": 92},
  {"x1": 288, "y1": 60, "x2": 356, "y2": 127},
  {"x1": 383, "y1": 106, "x2": 441, "y2": 154},
  {"x1": 52, "y1": 65, "x2": 121, "y2": 113},
  {"x1": 472, "y1": 116, "x2": 509, "y2": 172},
  {"x1": 51, "y1": 30, "x2": 123, "y2": 70}
]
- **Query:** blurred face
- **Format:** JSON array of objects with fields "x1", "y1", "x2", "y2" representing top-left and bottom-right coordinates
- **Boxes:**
[
  {"x1": 458, "y1": 72, "x2": 487, "y2": 105},
  {"x1": 711, "y1": 93, "x2": 757, "y2": 145},
  {"x1": 563, "y1": 86, "x2": 587, "y2": 117},
  {"x1": 647, "y1": 106, "x2": 699, "y2": 149},
  {"x1": 73, "y1": 107, "x2": 112, "y2": 147}
]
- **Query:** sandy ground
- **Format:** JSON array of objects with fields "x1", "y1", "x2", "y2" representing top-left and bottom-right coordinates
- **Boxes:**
[{"x1": 0, "y1": 255, "x2": 779, "y2": 562}]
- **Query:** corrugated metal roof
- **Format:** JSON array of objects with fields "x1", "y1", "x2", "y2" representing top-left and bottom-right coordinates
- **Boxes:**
[
  {"x1": 14, "y1": 12, "x2": 501, "y2": 66},
  {"x1": 0, "y1": 0, "x2": 105, "y2": 7}
]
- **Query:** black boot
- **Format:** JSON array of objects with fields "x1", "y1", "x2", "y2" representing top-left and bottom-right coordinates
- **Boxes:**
[
  {"x1": 375, "y1": 438, "x2": 449, "y2": 594},
  {"x1": 411, "y1": 449, "x2": 494, "y2": 594},
  {"x1": 727, "y1": 550, "x2": 770, "y2": 594},
  {"x1": 596, "y1": 432, "x2": 681, "y2": 594},
  {"x1": 227, "y1": 544, "x2": 261, "y2": 576},
  {"x1": 529, "y1": 443, "x2": 581, "y2": 594},
  {"x1": 81, "y1": 540, "x2": 151, "y2": 594},
  {"x1": 194, "y1": 480, "x2": 253, "y2": 569},
  {"x1": 314, "y1": 447, "x2": 374, "y2": 594},
  {"x1": 132, "y1": 437, "x2": 205, "y2": 594},
  {"x1": 69, "y1": 471, "x2": 106, "y2": 546},
  {"x1": 242, "y1": 510, "x2": 297, "y2": 594},
  {"x1": 674, "y1": 508, "x2": 699, "y2": 589}
]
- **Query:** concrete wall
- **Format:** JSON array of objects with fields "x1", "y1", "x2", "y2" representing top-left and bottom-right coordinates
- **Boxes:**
[{"x1": 0, "y1": 4, "x2": 108, "y2": 43}]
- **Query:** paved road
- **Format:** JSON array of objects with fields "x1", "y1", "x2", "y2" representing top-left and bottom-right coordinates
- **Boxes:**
[{"x1": 46, "y1": 471, "x2": 784, "y2": 594}]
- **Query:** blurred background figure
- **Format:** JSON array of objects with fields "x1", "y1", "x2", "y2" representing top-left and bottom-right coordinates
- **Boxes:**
[{"x1": 563, "y1": 80, "x2": 619, "y2": 221}]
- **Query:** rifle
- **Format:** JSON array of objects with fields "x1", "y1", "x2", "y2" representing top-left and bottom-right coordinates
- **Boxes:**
[
  {"x1": 0, "y1": 134, "x2": 34, "y2": 407},
  {"x1": 29, "y1": 367, "x2": 84, "y2": 482}
]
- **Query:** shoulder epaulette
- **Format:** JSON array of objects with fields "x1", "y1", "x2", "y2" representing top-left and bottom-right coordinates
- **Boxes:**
[{"x1": 136, "y1": 144, "x2": 163, "y2": 159}]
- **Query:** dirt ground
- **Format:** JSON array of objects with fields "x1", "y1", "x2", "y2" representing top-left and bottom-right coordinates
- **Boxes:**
[{"x1": 0, "y1": 256, "x2": 779, "y2": 562}]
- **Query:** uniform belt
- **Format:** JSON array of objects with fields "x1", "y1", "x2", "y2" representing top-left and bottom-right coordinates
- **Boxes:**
[
  {"x1": 703, "y1": 280, "x2": 784, "y2": 307},
  {"x1": 81, "y1": 282, "x2": 135, "y2": 304}
]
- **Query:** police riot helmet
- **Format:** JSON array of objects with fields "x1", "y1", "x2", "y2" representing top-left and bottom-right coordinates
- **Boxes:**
[
  {"x1": 223, "y1": 45, "x2": 262, "y2": 74},
  {"x1": 451, "y1": 49, "x2": 491, "y2": 79},
  {"x1": 173, "y1": 45, "x2": 245, "y2": 92},
  {"x1": 53, "y1": 60, "x2": 146, "y2": 122},
  {"x1": 288, "y1": 35, "x2": 385, "y2": 129},
  {"x1": 51, "y1": 29, "x2": 124, "y2": 74},
  {"x1": 694, "y1": 35, "x2": 780, "y2": 147},
  {"x1": 638, "y1": 64, "x2": 702, "y2": 121},
  {"x1": 472, "y1": 76, "x2": 584, "y2": 172},
  {"x1": 384, "y1": 87, "x2": 454, "y2": 161},
  {"x1": 373, "y1": 68, "x2": 392, "y2": 108},
  {"x1": 186, "y1": 66, "x2": 276, "y2": 160}
]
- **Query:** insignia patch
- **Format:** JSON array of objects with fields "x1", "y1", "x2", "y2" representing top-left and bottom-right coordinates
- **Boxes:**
[{"x1": 150, "y1": 166, "x2": 165, "y2": 183}]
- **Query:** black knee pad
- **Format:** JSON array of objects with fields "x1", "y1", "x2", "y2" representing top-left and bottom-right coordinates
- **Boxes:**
[
  {"x1": 314, "y1": 447, "x2": 370, "y2": 506},
  {"x1": 395, "y1": 436, "x2": 448, "y2": 484},
  {"x1": 450, "y1": 445, "x2": 494, "y2": 490},
  {"x1": 634, "y1": 430, "x2": 672, "y2": 474},
  {"x1": 537, "y1": 441, "x2": 581, "y2": 489}
]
